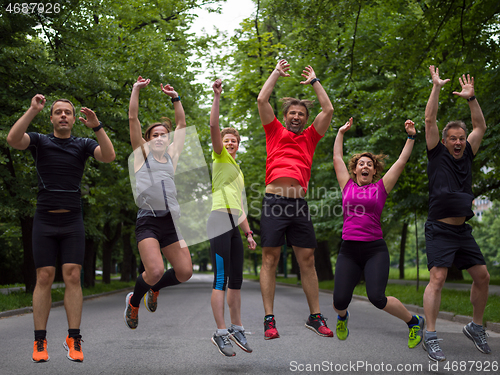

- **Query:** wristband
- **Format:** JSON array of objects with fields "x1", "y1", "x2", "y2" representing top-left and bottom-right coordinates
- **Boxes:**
[
  {"x1": 467, "y1": 95, "x2": 476, "y2": 102},
  {"x1": 93, "y1": 121, "x2": 103, "y2": 132},
  {"x1": 171, "y1": 96, "x2": 181, "y2": 103},
  {"x1": 310, "y1": 78, "x2": 320, "y2": 86},
  {"x1": 407, "y1": 135, "x2": 415, "y2": 140},
  {"x1": 245, "y1": 231, "x2": 253, "y2": 238}
]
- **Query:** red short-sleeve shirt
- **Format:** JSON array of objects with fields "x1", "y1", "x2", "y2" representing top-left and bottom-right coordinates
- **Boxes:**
[{"x1": 263, "y1": 117, "x2": 323, "y2": 193}]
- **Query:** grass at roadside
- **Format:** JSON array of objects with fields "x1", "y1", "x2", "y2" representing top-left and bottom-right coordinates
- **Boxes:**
[
  {"x1": 0, "y1": 280, "x2": 134, "y2": 313},
  {"x1": 243, "y1": 274, "x2": 500, "y2": 324}
]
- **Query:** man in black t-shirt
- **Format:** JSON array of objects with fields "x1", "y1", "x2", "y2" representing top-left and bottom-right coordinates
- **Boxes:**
[
  {"x1": 7, "y1": 94, "x2": 115, "y2": 363},
  {"x1": 422, "y1": 66, "x2": 490, "y2": 362}
]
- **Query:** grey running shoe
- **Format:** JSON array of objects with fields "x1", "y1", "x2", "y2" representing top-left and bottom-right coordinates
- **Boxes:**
[
  {"x1": 124, "y1": 292, "x2": 139, "y2": 329},
  {"x1": 423, "y1": 337, "x2": 446, "y2": 362},
  {"x1": 463, "y1": 323, "x2": 491, "y2": 354},
  {"x1": 144, "y1": 289, "x2": 159, "y2": 313},
  {"x1": 211, "y1": 333, "x2": 236, "y2": 357},
  {"x1": 228, "y1": 327, "x2": 253, "y2": 353}
]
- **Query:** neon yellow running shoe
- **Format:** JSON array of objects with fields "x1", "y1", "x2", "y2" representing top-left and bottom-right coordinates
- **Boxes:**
[
  {"x1": 336, "y1": 311, "x2": 349, "y2": 340},
  {"x1": 408, "y1": 315, "x2": 425, "y2": 348}
]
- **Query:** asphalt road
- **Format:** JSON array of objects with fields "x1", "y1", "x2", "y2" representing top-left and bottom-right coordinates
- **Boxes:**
[{"x1": 0, "y1": 274, "x2": 498, "y2": 375}]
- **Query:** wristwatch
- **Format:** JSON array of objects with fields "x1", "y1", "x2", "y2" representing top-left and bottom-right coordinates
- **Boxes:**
[{"x1": 93, "y1": 121, "x2": 103, "y2": 132}]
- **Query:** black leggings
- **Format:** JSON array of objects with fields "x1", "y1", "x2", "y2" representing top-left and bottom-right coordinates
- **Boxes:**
[
  {"x1": 333, "y1": 239, "x2": 389, "y2": 311},
  {"x1": 207, "y1": 211, "x2": 244, "y2": 291}
]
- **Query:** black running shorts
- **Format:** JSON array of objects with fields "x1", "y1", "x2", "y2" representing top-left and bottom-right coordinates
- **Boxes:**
[
  {"x1": 135, "y1": 213, "x2": 182, "y2": 248},
  {"x1": 425, "y1": 220, "x2": 486, "y2": 271},
  {"x1": 32, "y1": 210, "x2": 85, "y2": 269},
  {"x1": 260, "y1": 193, "x2": 317, "y2": 249}
]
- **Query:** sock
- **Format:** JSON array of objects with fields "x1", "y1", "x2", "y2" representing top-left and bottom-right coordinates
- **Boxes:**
[
  {"x1": 151, "y1": 268, "x2": 180, "y2": 291},
  {"x1": 310, "y1": 313, "x2": 322, "y2": 319},
  {"x1": 231, "y1": 324, "x2": 244, "y2": 332},
  {"x1": 338, "y1": 313, "x2": 347, "y2": 321},
  {"x1": 407, "y1": 315, "x2": 419, "y2": 327},
  {"x1": 34, "y1": 330, "x2": 46, "y2": 341},
  {"x1": 216, "y1": 329, "x2": 228, "y2": 336},
  {"x1": 130, "y1": 274, "x2": 152, "y2": 307},
  {"x1": 425, "y1": 330, "x2": 437, "y2": 340},
  {"x1": 68, "y1": 328, "x2": 80, "y2": 338}
]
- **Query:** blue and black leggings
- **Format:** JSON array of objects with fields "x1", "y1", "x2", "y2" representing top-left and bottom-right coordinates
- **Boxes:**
[{"x1": 207, "y1": 211, "x2": 244, "y2": 291}]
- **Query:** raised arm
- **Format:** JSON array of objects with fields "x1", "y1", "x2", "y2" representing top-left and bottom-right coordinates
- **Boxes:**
[
  {"x1": 7, "y1": 94, "x2": 46, "y2": 150},
  {"x1": 300, "y1": 66, "x2": 334, "y2": 136},
  {"x1": 452, "y1": 74, "x2": 486, "y2": 155},
  {"x1": 163, "y1": 83, "x2": 186, "y2": 170},
  {"x1": 382, "y1": 120, "x2": 416, "y2": 194},
  {"x1": 210, "y1": 79, "x2": 223, "y2": 155},
  {"x1": 257, "y1": 59, "x2": 290, "y2": 125},
  {"x1": 79, "y1": 108, "x2": 115, "y2": 163},
  {"x1": 333, "y1": 118, "x2": 353, "y2": 190},
  {"x1": 425, "y1": 66, "x2": 450, "y2": 150},
  {"x1": 129, "y1": 76, "x2": 150, "y2": 150}
]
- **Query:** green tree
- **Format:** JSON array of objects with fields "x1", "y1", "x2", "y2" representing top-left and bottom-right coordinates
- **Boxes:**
[{"x1": 0, "y1": 0, "x2": 224, "y2": 289}]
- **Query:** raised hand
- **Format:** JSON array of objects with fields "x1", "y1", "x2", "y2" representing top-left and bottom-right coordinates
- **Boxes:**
[
  {"x1": 31, "y1": 94, "x2": 46, "y2": 113},
  {"x1": 405, "y1": 119, "x2": 416, "y2": 136},
  {"x1": 212, "y1": 79, "x2": 222, "y2": 95},
  {"x1": 275, "y1": 59, "x2": 291, "y2": 77},
  {"x1": 429, "y1": 65, "x2": 450, "y2": 88},
  {"x1": 452, "y1": 74, "x2": 475, "y2": 99},
  {"x1": 160, "y1": 83, "x2": 178, "y2": 98},
  {"x1": 339, "y1": 117, "x2": 353, "y2": 134},
  {"x1": 133, "y1": 76, "x2": 150, "y2": 90},
  {"x1": 79, "y1": 107, "x2": 100, "y2": 129},
  {"x1": 300, "y1": 65, "x2": 316, "y2": 85}
]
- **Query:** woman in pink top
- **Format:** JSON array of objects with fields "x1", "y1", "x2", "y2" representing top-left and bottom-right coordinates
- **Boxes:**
[{"x1": 332, "y1": 117, "x2": 424, "y2": 349}]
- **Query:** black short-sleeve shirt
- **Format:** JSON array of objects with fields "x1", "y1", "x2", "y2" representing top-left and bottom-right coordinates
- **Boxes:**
[
  {"x1": 27, "y1": 133, "x2": 98, "y2": 211},
  {"x1": 427, "y1": 141, "x2": 475, "y2": 221}
]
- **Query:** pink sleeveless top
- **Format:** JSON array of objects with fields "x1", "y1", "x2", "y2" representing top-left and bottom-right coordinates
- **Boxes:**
[{"x1": 342, "y1": 179, "x2": 387, "y2": 241}]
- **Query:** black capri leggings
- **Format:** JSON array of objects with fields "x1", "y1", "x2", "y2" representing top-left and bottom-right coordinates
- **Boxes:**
[
  {"x1": 207, "y1": 211, "x2": 244, "y2": 291},
  {"x1": 333, "y1": 239, "x2": 389, "y2": 311}
]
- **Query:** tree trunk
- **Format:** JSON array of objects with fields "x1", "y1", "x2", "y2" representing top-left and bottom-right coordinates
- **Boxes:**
[
  {"x1": 399, "y1": 222, "x2": 408, "y2": 279},
  {"x1": 315, "y1": 241, "x2": 333, "y2": 282},
  {"x1": 102, "y1": 221, "x2": 122, "y2": 284},
  {"x1": 277, "y1": 251, "x2": 285, "y2": 274},
  {"x1": 20, "y1": 216, "x2": 36, "y2": 293},
  {"x1": 83, "y1": 238, "x2": 96, "y2": 288},
  {"x1": 291, "y1": 251, "x2": 300, "y2": 281},
  {"x1": 447, "y1": 264, "x2": 464, "y2": 281},
  {"x1": 120, "y1": 227, "x2": 134, "y2": 282}
]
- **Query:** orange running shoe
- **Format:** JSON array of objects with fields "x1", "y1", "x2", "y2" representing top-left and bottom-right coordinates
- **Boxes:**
[
  {"x1": 32, "y1": 338, "x2": 49, "y2": 362},
  {"x1": 124, "y1": 292, "x2": 139, "y2": 329},
  {"x1": 63, "y1": 335, "x2": 84, "y2": 362},
  {"x1": 144, "y1": 289, "x2": 159, "y2": 313}
]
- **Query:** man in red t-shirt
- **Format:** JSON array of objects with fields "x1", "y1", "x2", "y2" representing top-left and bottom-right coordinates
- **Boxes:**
[{"x1": 257, "y1": 59, "x2": 334, "y2": 340}]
